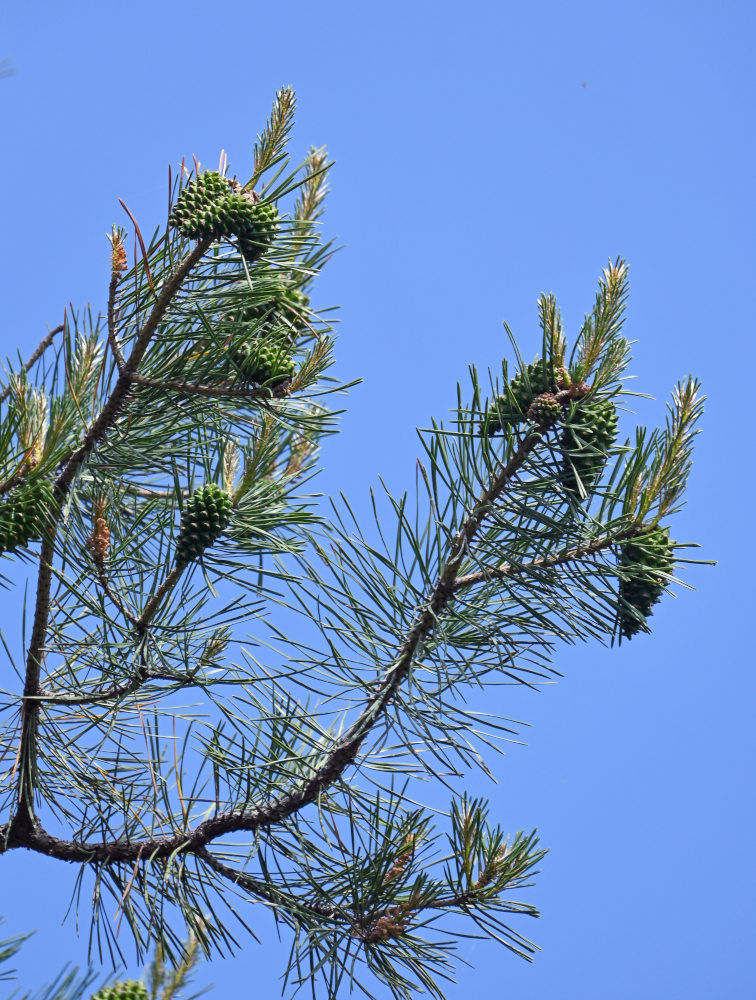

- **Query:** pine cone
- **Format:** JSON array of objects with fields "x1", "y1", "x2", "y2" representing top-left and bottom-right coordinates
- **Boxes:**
[
  {"x1": 527, "y1": 392, "x2": 562, "y2": 427},
  {"x1": 509, "y1": 358, "x2": 561, "y2": 411},
  {"x1": 176, "y1": 484, "x2": 233, "y2": 566},
  {"x1": 92, "y1": 982, "x2": 148, "y2": 1000},
  {"x1": 234, "y1": 285, "x2": 310, "y2": 345},
  {"x1": 0, "y1": 480, "x2": 54, "y2": 554},
  {"x1": 618, "y1": 527, "x2": 675, "y2": 639},
  {"x1": 235, "y1": 199, "x2": 279, "y2": 263},
  {"x1": 169, "y1": 172, "x2": 235, "y2": 239},
  {"x1": 169, "y1": 175, "x2": 278, "y2": 260},
  {"x1": 481, "y1": 358, "x2": 562, "y2": 436},
  {"x1": 559, "y1": 398, "x2": 618, "y2": 497},
  {"x1": 230, "y1": 339, "x2": 296, "y2": 384}
]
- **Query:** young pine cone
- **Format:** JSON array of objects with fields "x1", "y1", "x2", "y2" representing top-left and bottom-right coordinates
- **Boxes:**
[
  {"x1": 618, "y1": 527, "x2": 675, "y2": 639},
  {"x1": 92, "y1": 983, "x2": 148, "y2": 1000},
  {"x1": 0, "y1": 480, "x2": 54, "y2": 554},
  {"x1": 176, "y1": 483, "x2": 233, "y2": 566},
  {"x1": 481, "y1": 358, "x2": 564, "y2": 436},
  {"x1": 559, "y1": 398, "x2": 618, "y2": 497}
]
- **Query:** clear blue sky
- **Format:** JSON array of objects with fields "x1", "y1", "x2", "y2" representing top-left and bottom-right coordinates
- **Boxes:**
[{"x1": 1, "y1": 1, "x2": 754, "y2": 997}]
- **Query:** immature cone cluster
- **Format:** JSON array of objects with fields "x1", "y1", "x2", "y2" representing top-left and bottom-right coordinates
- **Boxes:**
[
  {"x1": 559, "y1": 398, "x2": 618, "y2": 497},
  {"x1": 618, "y1": 527, "x2": 675, "y2": 639},
  {"x1": 384, "y1": 834, "x2": 416, "y2": 884},
  {"x1": 86, "y1": 499, "x2": 111, "y2": 563},
  {"x1": 475, "y1": 846, "x2": 515, "y2": 890},
  {"x1": 527, "y1": 392, "x2": 562, "y2": 427},
  {"x1": 176, "y1": 483, "x2": 233, "y2": 566},
  {"x1": 92, "y1": 982, "x2": 148, "y2": 1000},
  {"x1": 357, "y1": 903, "x2": 414, "y2": 945},
  {"x1": 169, "y1": 171, "x2": 279, "y2": 261},
  {"x1": 0, "y1": 480, "x2": 54, "y2": 554},
  {"x1": 482, "y1": 358, "x2": 566, "y2": 435},
  {"x1": 230, "y1": 338, "x2": 296, "y2": 385},
  {"x1": 109, "y1": 231, "x2": 128, "y2": 275}
]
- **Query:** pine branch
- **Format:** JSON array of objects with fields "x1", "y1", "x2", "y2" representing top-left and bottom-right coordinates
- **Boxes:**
[
  {"x1": 0, "y1": 93, "x2": 705, "y2": 997},
  {"x1": 1, "y1": 432, "x2": 544, "y2": 859},
  {"x1": 0, "y1": 323, "x2": 64, "y2": 404},
  {"x1": 197, "y1": 847, "x2": 346, "y2": 923},
  {"x1": 452, "y1": 524, "x2": 641, "y2": 589},
  {"x1": 10, "y1": 237, "x2": 213, "y2": 841},
  {"x1": 130, "y1": 372, "x2": 293, "y2": 400}
]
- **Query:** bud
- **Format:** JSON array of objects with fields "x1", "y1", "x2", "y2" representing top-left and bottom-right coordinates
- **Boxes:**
[
  {"x1": 86, "y1": 498, "x2": 111, "y2": 563},
  {"x1": 108, "y1": 225, "x2": 128, "y2": 275},
  {"x1": 384, "y1": 834, "x2": 416, "y2": 884}
]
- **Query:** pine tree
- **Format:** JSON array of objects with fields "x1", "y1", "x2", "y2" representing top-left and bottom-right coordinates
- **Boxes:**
[{"x1": 0, "y1": 89, "x2": 706, "y2": 999}]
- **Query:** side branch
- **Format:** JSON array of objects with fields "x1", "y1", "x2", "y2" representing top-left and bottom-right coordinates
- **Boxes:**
[
  {"x1": 452, "y1": 526, "x2": 640, "y2": 590},
  {"x1": 11, "y1": 238, "x2": 212, "y2": 841},
  {"x1": 0, "y1": 323, "x2": 65, "y2": 404},
  {"x1": 136, "y1": 563, "x2": 186, "y2": 631},
  {"x1": 35, "y1": 666, "x2": 210, "y2": 706},
  {"x1": 348, "y1": 433, "x2": 542, "y2": 735},
  {"x1": 130, "y1": 372, "x2": 293, "y2": 400},
  {"x1": 107, "y1": 272, "x2": 126, "y2": 371},
  {"x1": 190, "y1": 432, "x2": 547, "y2": 836},
  {"x1": 197, "y1": 847, "x2": 344, "y2": 922}
]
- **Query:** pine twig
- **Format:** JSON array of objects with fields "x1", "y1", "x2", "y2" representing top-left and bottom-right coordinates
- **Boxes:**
[
  {"x1": 0, "y1": 324, "x2": 64, "y2": 404},
  {"x1": 452, "y1": 525, "x2": 641, "y2": 590},
  {"x1": 10, "y1": 238, "x2": 212, "y2": 843},
  {"x1": 130, "y1": 372, "x2": 293, "y2": 400}
]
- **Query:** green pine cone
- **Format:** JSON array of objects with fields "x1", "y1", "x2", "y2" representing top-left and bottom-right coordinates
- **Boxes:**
[
  {"x1": 230, "y1": 338, "x2": 296, "y2": 384},
  {"x1": 169, "y1": 176, "x2": 278, "y2": 255},
  {"x1": 92, "y1": 983, "x2": 148, "y2": 1000},
  {"x1": 236, "y1": 285, "x2": 310, "y2": 344},
  {"x1": 169, "y1": 172, "x2": 234, "y2": 239},
  {"x1": 236, "y1": 199, "x2": 279, "y2": 263},
  {"x1": 176, "y1": 483, "x2": 233, "y2": 566},
  {"x1": 509, "y1": 359, "x2": 561, "y2": 413},
  {"x1": 618, "y1": 527, "x2": 675, "y2": 638},
  {"x1": 559, "y1": 398, "x2": 618, "y2": 497},
  {"x1": 480, "y1": 358, "x2": 562, "y2": 436},
  {"x1": 0, "y1": 480, "x2": 55, "y2": 554}
]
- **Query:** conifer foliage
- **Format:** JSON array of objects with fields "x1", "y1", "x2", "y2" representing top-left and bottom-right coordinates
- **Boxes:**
[
  {"x1": 0, "y1": 921, "x2": 205, "y2": 1000},
  {"x1": 0, "y1": 89, "x2": 705, "y2": 999}
]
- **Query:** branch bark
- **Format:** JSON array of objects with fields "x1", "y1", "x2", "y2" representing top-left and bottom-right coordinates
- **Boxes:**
[
  {"x1": 130, "y1": 372, "x2": 293, "y2": 400},
  {"x1": 452, "y1": 525, "x2": 640, "y2": 590}
]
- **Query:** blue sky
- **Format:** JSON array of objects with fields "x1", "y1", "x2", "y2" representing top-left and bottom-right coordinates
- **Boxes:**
[{"x1": 1, "y1": 1, "x2": 754, "y2": 997}]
